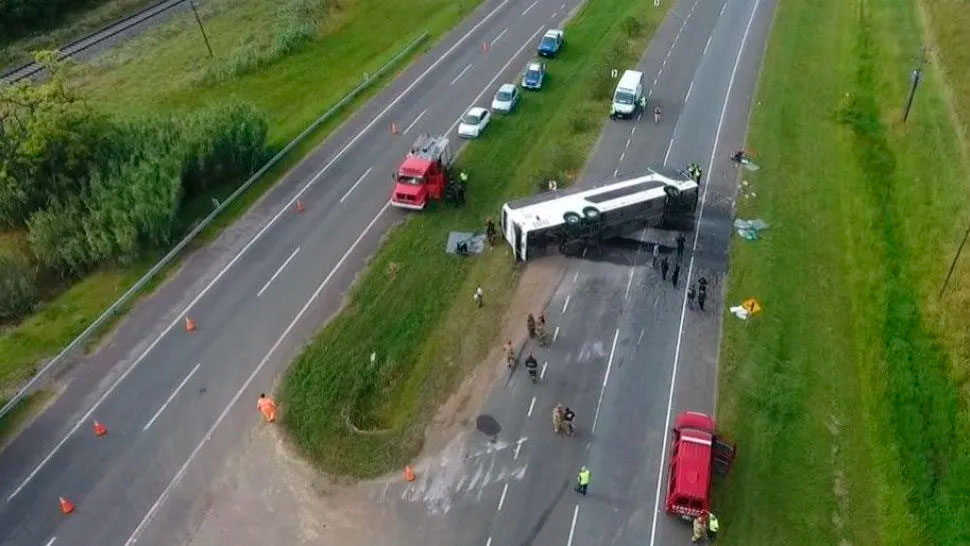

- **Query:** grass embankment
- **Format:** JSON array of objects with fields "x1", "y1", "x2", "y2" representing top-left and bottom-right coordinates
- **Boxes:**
[
  {"x1": 715, "y1": 0, "x2": 970, "y2": 543},
  {"x1": 281, "y1": 0, "x2": 667, "y2": 477},
  {"x1": 0, "y1": 0, "x2": 158, "y2": 69},
  {"x1": 0, "y1": 0, "x2": 479, "y2": 405}
]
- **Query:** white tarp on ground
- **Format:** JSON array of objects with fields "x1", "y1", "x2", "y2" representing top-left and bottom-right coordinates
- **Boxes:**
[{"x1": 445, "y1": 232, "x2": 487, "y2": 255}]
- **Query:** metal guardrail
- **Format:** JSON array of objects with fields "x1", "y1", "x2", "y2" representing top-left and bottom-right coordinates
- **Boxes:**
[
  {"x1": 1, "y1": 0, "x2": 192, "y2": 84},
  {"x1": 0, "y1": 31, "x2": 430, "y2": 419}
]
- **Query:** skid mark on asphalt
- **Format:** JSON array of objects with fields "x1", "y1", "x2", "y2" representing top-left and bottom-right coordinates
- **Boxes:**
[{"x1": 395, "y1": 432, "x2": 529, "y2": 515}]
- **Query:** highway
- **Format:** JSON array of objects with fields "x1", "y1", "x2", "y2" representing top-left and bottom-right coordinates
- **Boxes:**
[
  {"x1": 0, "y1": 0, "x2": 589, "y2": 543},
  {"x1": 370, "y1": 0, "x2": 777, "y2": 544}
]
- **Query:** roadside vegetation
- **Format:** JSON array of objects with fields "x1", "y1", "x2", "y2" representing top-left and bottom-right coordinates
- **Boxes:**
[
  {"x1": 715, "y1": 0, "x2": 970, "y2": 543},
  {"x1": 281, "y1": 0, "x2": 667, "y2": 477},
  {"x1": 0, "y1": 0, "x2": 480, "y2": 407}
]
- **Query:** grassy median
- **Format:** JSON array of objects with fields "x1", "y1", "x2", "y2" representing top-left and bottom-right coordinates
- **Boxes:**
[
  {"x1": 0, "y1": 0, "x2": 480, "y2": 406},
  {"x1": 281, "y1": 0, "x2": 668, "y2": 477},
  {"x1": 714, "y1": 0, "x2": 970, "y2": 543}
]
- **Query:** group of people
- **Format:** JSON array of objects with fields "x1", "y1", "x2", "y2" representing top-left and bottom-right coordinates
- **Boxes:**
[
  {"x1": 687, "y1": 276, "x2": 709, "y2": 311},
  {"x1": 652, "y1": 233, "x2": 688, "y2": 289},
  {"x1": 553, "y1": 403, "x2": 575, "y2": 436},
  {"x1": 692, "y1": 510, "x2": 720, "y2": 543},
  {"x1": 526, "y1": 312, "x2": 549, "y2": 346}
]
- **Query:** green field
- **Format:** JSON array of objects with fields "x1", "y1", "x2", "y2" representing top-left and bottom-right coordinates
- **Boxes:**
[
  {"x1": 0, "y1": 0, "x2": 480, "y2": 405},
  {"x1": 714, "y1": 0, "x2": 970, "y2": 543},
  {"x1": 281, "y1": 0, "x2": 668, "y2": 477}
]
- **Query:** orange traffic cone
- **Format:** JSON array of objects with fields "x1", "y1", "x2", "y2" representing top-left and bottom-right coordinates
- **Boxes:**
[
  {"x1": 404, "y1": 465, "x2": 416, "y2": 482},
  {"x1": 390, "y1": 122, "x2": 399, "y2": 135},
  {"x1": 184, "y1": 317, "x2": 197, "y2": 332},
  {"x1": 93, "y1": 420, "x2": 107, "y2": 437},
  {"x1": 295, "y1": 200, "x2": 305, "y2": 213},
  {"x1": 482, "y1": 41, "x2": 489, "y2": 53},
  {"x1": 59, "y1": 496, "x2": 75, "y2": 514}
]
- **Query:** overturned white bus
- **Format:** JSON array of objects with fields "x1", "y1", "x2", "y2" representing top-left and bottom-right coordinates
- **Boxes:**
[{"x1": 501, "y1": 166, "x2": 697, "y2": 261}]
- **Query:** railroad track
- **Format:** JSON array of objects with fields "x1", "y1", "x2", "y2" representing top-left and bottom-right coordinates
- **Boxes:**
[{"x1": 1, "y1": 0, "x2": 191, "y2": 85}]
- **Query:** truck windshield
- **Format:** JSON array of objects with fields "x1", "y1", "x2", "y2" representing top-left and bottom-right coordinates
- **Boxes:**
[
  {"x1": 614, "y1": 90, "x2": 636, "y2": 104},
  {"x1": 397, "y1": 175, "x2": 423, "y2": 186}
]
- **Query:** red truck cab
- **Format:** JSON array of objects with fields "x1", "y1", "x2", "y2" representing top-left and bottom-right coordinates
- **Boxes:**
[
  {"x1": 664, "y1": 411, "x2": 734, "y2": 520},
  {"x1": 390, "y1": 134, "x2": 453, "y2": 210}
]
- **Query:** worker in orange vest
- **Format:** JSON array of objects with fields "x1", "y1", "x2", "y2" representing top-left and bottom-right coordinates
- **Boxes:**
[{"x1": 257, "y1": 393, "x2": 277, "y2": 423}]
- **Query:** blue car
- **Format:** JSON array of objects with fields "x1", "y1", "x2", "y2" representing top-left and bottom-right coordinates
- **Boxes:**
[
  {"x1": 537, "y1": 29, "x2": 564, "y2": 57},
  {"x1": 521, "y1": 61, "x2": 546, "y2": 90}
]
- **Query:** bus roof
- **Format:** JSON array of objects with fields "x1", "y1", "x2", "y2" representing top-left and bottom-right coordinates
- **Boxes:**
[{"x1": 504, "y1": 167, "x2": 694, "y2": 232}]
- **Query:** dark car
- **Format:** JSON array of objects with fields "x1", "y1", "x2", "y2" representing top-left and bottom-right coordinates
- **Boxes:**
[{"x1": 537, "y1": 29, "x2": 564, "y2": 57}]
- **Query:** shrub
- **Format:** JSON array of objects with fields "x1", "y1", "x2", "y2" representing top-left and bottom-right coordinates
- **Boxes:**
[{"x1": 0, "y1": 252, "x2": 38, "y2": 320}]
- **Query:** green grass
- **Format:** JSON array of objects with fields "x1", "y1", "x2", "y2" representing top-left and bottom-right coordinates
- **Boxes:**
[
  {"x1": 714, "y1": 0, "x2": 970, "y2": 543},
  {"x1": 0, "y1": 0, "x2": 158, "y2": 69},
  {"x1": 0, "y1": 0, "x2": 479, "y2": 411},
  {"x1": 281, "y1": 0, "x2": 668, "y2": 478}
]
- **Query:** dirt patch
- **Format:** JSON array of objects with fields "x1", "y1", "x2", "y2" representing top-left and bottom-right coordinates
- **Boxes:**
[{"x1": 420, "y1": 255, "x2": 567, "y2": 457}]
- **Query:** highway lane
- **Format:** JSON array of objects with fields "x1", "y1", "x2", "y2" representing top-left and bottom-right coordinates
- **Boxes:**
[
  {"x1": 0, "y1": 0, "x2": 582, "y2": 544},
  {"x1": 369, "y1": 0, "x2": 777, "y2": 544}
]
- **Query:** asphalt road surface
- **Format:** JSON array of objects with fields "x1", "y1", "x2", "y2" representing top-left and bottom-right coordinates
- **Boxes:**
[
  {"x1": 374, "y1": 0, "x2": 778, "y2": 544},
  {"x1": 0, "y1": 0, "x2": 590, "y2": 543}
]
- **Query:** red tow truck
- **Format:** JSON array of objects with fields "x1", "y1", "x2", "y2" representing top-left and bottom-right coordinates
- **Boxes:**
[
  {"x1": 664, "y1": 411, "x2": 736, "y2": 520},
  {"x1": 390, "y1": 134, "x2": 454, "y2": 210}
]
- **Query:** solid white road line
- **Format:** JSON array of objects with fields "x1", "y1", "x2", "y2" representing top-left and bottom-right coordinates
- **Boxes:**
[
  {"x1": 339, "y1": 167, "x2": 373, "y2": 203},
  {"x1": 6, "y1": 0, "x2": 518, "y2": 502},
  {"x1": 497, "y1": 483, "x2": 509, "y2": 511},
  {"x1": 142, "y1": 363, "x2": 201, "y2": 432},
  {"x1": 447, "y1": 26, "x2": 545, "y2": 135},
  {"x1": 684, "y1": 79, "x2": 695, "y2": 103},
  {"x1": 663, "y1": 137, "x2": 674, "y2": 165},
  {"x1": 703, "y1": 33, "x2": 713, "y2": 55},
  {"x1": 514, "y1": 437, "x2": 527, "y2": 460},
  {"x1": 540, "y1": 361, "x2": 548, "y2": 379},
  {"x1": 256, "y1": 247, "x2": 301, "y2": 297},
  {"x1": 527, "y1": 396, "x2": 536, "y2": 417},
  {"x1": 591, "y1": 329, "x2": 620, "y2": 433},
  {"x1": 492, "y1": 28, "x2": 509, "y2": 45},
  {"x1": 561, "y1": 294, "x2": 570, "y2": 313},
  {"x1": 566, "y1": 504, "x2": 580, "y2": 546},
  {"x1": 522, "y1": 0, "x2": 538, "y2": 15},
  {"x1": 553, "y1": 326, "x2": 560, "y2": 342},
  {"x1": 648, "y1": 1, "x2": 762, "y2": 544},
  {"x1": 125, "y1": 202, "x2": 391, "y2": 546},
  {"x1": 486, "y1": 537, "x2": 492, "y2": 546},
  {"x1": 403, "y1": 108, "x2": 428, "y2": 134},
  {"x1": 451, "y1": 63, "x2": 473, "y2": 86},
  {"x1": 44, "y1": 537, "x2": 56, "y2": 546}
]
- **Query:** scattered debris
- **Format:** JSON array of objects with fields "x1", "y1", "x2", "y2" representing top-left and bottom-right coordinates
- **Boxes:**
[
  {"x1": 446, "y1": 232, "x2": 487, "y2": 255},
  {"x1": 734, "y1": 218, "x2": 769, "y2": 240},
  {"x1": 730, "y1": 298, "x2": 762, "y2": 320}
]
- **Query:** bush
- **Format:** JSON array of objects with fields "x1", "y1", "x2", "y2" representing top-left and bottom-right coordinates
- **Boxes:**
[
  {"x1": 621, "y1": 15, "x2": 644, "y2": 37},
  {"x1": 0, "y1": 253, "x2": 38, "y2": 320}
]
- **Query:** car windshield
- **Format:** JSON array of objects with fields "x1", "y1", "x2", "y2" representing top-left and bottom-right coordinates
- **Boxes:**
[
  {"x1": 526, "y1": 69, "x2": 540, "y2": 80},
  {"x1": 614, "y1": 90, "x2": 636, "y2": 104},
  {"x1": 397, "y1": 175, "x2": 422, "y2": 186},
  {"x1": 496, "y1": 90, "x2": 513, "y2": 101},
  {"x1": 462, "y1": 112, "x2": 480, "y2": 124},
  {"x1": 540, "y1": 37, "x2": 556, "y2": 48}
]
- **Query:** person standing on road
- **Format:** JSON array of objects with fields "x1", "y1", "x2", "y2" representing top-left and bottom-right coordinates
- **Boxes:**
[
  {"x1": 474, "y1": 286, "x2": 484, "y2": 307},
  {"x1": 537, "y1": 313, "x2": 549, "y2": 347},
  {"x1": 661, "y1": 256, "x2": 669, "y2": 281},
  {"x1": 652, "y1": 242, "x2": 660, "y2": 269},
  {"x1": 527, "y1": 313, "x2": 537, "y2": 338},
  {"x1": 697, "y1": 287, "x2": 707, "y2": 311},
  {"x1": 575, "y1": 466, "x2": 591, "y2": 495},
  {"x1": 671, "y1": 264, "x2": 681, "y2": 288},
  {"x1": 676, "y1": 233, "x2": 686, "y2": 258},
  {"x1": 687, "y1": 284, "x2": 696, "y2": 309},
  {"x1": 505, "y1": 340, "x2": 515, "y2": 368},
  {"x1": 692, "y1": 513, "x2": 708, "y2": 543},
  {"x1": 485, "y1": 216, "x2": 497, "y2": 246},
  {"x1": 553, "y1": 404, "x2": 565, "y2": 434},
  {"x1": 654, "y1": 105, "x2": 662, "y2": 124},
  {"x1": 257, "y1": 393, "x2": 278, "y2": 423}
]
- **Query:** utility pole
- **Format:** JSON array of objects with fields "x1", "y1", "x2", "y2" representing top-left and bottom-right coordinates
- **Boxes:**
[
  {"x1": 939, "y1": 220, "x2": 970, "y2": 299},
  {"x1": 190, "y1": 1, "x2": 214, "y2": 58},
  {"x1": 903, "y1": 47, "x2": 927, "y2": 123}
]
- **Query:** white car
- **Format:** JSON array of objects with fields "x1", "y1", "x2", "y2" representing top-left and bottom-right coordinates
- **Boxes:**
[
  {"x1": 458, "y1": 107, "x2": 491, "y2": 138},
  {"x1": 491, "y1": 83, "x2": 520, "y2": 113}
]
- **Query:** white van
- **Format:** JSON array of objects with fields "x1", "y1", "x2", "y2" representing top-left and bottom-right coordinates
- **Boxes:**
[{"x1": 611, "y1": 70, "x2": 644, "y2": 119}]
